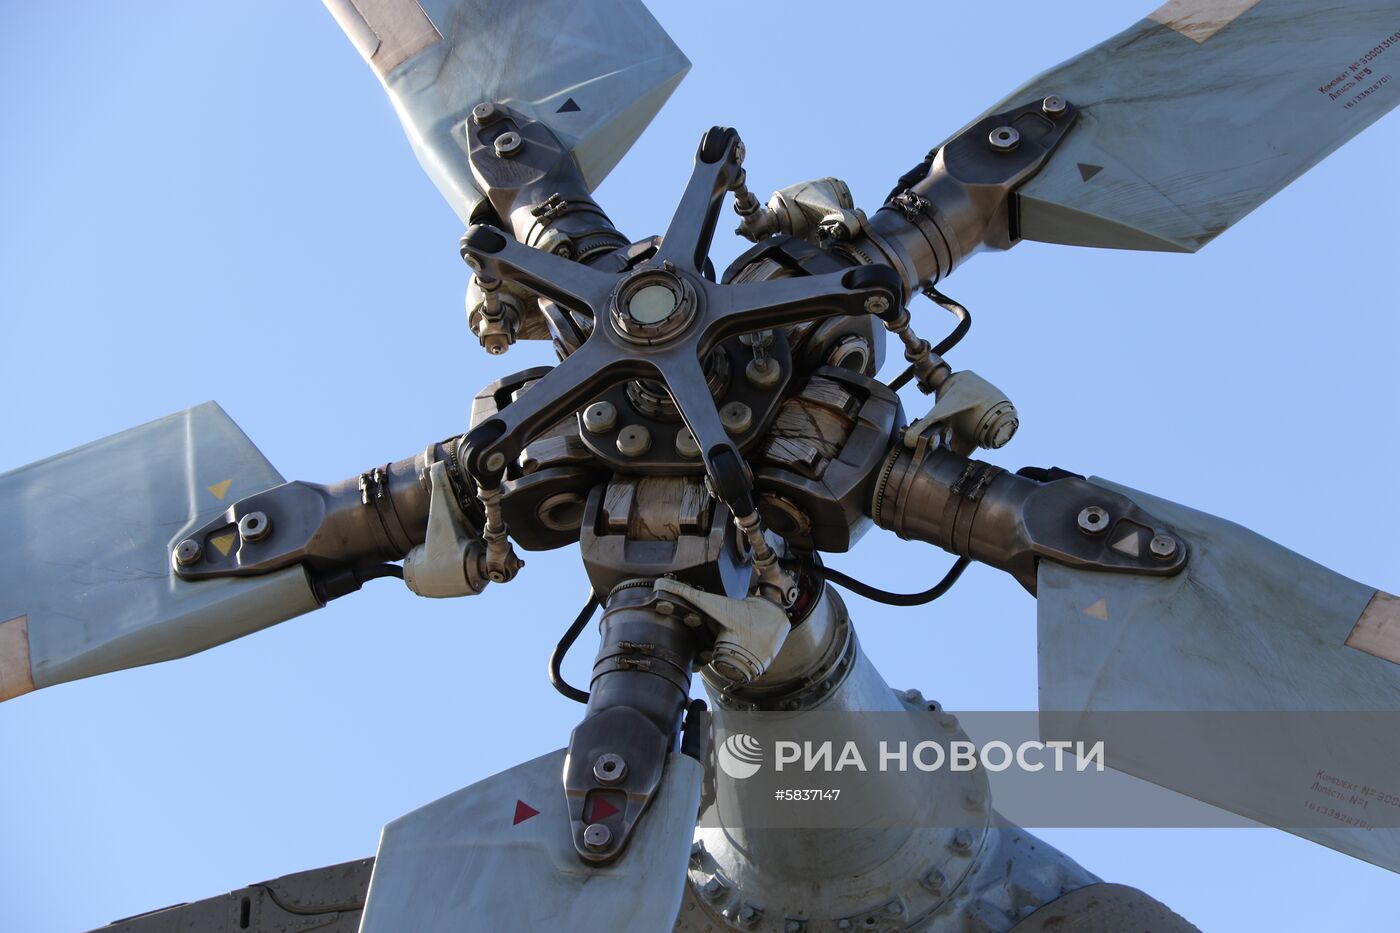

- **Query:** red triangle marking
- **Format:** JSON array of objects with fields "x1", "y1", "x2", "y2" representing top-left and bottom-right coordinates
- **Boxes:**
[
  {"x1": 513, "y1": 800, "x2": 539, "y2": 825},
  {"x1": 589, "y1": 797, "x2": 620, "y2": 821}
]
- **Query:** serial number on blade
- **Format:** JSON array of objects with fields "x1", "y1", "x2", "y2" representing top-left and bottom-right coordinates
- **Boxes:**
[{"x1": 773, "y1": 789, "x2": 842, "y2": 801}]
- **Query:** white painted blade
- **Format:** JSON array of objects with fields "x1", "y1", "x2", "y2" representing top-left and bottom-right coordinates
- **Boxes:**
[
  {"x1": 977, "y1": 0, "x2": 1400, "y2": 251},
  {"x1": 1037, "y1": 478, "x2": 1400, "y2": 870},
  {"x1": 361, "y1": 750, "x2": 702, "y2": 932},
  {"x1": 0, "y1": 403, "x2": 320, "y2": 702},
  {"x1": 324, "y1": 0, "x2": 690, "y2": 222}
]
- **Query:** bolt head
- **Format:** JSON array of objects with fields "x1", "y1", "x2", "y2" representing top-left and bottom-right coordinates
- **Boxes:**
[
  {"x1": 483, "y1": 451, "x2": 507, "y2": 474},
  {"x1": 863, "y1": 294, "x2": 891, "y2": 315},
  {"x1": 174, "y1": 538, "x2": 202, "y2": 566},
  {"x1": 582, "y1": 822, "x2": 612, "y2": 850},
  {"x1": 471, "y1": 101, "x2": 501, "y2": 125},
  {"x1": 582, "y1": 401, "x2": 618, "y2": 434},
  {"x1": 237, "y1": 511, "x2": 271, "y2": 542},
  {"x1": 1077, "y1": 505, "x2": 1110, "y2": 536},
  {"x1": 1150, "y1": 534, "x2": 1179, "y2": 560},
  {"x1": 675, "y1": 427, "x2": 701, "y2": 459},
  {"x1": 482, "y1": 334, "x2": 509, "y2": 355},
  {"x1": 703, "y1": 877, "x2": 725, "y2": 898},
  {"x1": 493, "y1": 131, "x2": 524, "y2": 158},
  {"x1": 1041, "y1": 95, "x2": 1068, "y2": 117},
  {"x1": 592, "y1": 753, "x2": 628, "y2": 785},
  {"x1": 745, "y1": 356, "x2": 782, "y2": 389},
  {"x1": 739, "y1": 905, "x2": 757, "y2": 922},
  {"x1": 988, "y1": 125, "x2": 1021, "y2": 152},
  {"x1": 616, "y1": 424, "x2": 652, "y2": 457},
  {"x1": 720, "y1": 401, "x2": 754, "y2": 435}
]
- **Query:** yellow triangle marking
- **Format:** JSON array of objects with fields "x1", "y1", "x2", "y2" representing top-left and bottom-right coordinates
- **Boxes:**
[
  {"x1": 210, "y1": 532, "x2": 237, "y2": 557},
  {"x1": 207, "y1": 479, "x2": 233, "y2": 501},
  {"x1": 1083, "y1": 599, "x2": 1109, "y2": 622}
]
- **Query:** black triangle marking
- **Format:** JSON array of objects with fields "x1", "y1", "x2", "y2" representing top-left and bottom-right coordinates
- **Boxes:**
[
  {"x1": 1078, "y1": 163, "x2": 1104, "y2": 182},
  {"x1": 556, "y1": 97, "x2": 581, "y2": 113}
]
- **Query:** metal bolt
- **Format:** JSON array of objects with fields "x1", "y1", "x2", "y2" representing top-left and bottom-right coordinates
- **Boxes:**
[
  {"x1": 951, "y1": 828, "x2": 973, "y2": 853},
  {"x1": 174, "y1": 538, "x2": 202, "y2": 566},
  {"x1": 720, "y1": 401, "x2": 753, "y2": 435},
  {"x1": 745, "y1": 356, "x2": 782, "y2": 389},
  {"x1": 885, "y1": 901, "x2": 904, "y2": 916},
  {"x1": 494, "y1": 131, "x2": 524, "y2": 158},
  {"x1": 656, "y1": 600, "x2": 675, "y2": 615},
  {"x1": 703, "y1": 877, "x2": 726, "y2": 899},
  {"x1": 616, "y1": 424, "x2": 652, "y2": 457},
  {"x1": 738, "y1": 903, "x2": 760, "y2": 925},
  {"x1": 1041, "y1": 95, "x2": 1068, "y2": 118},
  {"x1": 675, "y1": 427, "x2": 701, "y2": 459},
  {"x1": 784, "y1": 920, "x2": 806, "y2": 933},
  {"x1": 921, "y1": 866, "x2": 947, "y2": 894},
  {"x1": 988, "y1": 125, "x2": 1021, "y2": 152},
  {"x1": 1149, "y1": 534, "x2": 1178, "y2": 560},
  {"x1": 483, "y1": 451, "x2": 507, "y2": 474},
  {"x1": 864, "y1": 294, "x2": 890, "y2": 316},
  {"x1": 582, "y1": 822, "x2": 612, "y2": 850},
  {"x1": 483, "y1": 334, "x2": 509, "y2": 355},
  {"x1": 592, "y1": 753, "x2": 627, "y2": 785},
  {"x1": 1077, "y1": 505, "x2": 1110, "y2": 536},
  {"x1": 471, "y1": 101, "x2": 502, "y2": 125},
  {"x1": 238, "y1": 511, "x2": 271, "y2": 542},
  {"x1": 965, "y1": 788, "x2": 984, "y2": 809},
  {"x1": 582, "y1": 401, "x2": 618, "y2": 434},
  {"x1": 682, "y1": 612, "x2": 703, "y2": 627}
]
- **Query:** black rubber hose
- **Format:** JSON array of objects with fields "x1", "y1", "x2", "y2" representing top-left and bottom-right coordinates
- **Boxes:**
[
  {"x1": 790, "y1": 556, "x2": 971, "y2": 607},
  {"x1": 888, "y1": 286, "x2": 973, "y2": 391},
  {"x1": 549, "y1": 592, "x2": 600, "y2": 704}
]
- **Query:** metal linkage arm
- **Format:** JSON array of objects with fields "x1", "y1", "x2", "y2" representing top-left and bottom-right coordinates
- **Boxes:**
[{"x1": 871, "y1": 442, "x2": 1187, "y2": 593}]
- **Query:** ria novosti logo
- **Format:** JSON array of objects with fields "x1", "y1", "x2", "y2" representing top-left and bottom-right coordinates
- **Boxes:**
[{"x1": 717, "y1": 733, "x2": 764, "y2": 779}]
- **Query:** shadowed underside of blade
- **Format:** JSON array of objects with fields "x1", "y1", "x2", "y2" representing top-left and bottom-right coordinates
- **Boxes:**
[
  {"x1": 978, "y1": 0, "x2": 1400, "y2": 252},
  {"x1": 324, "y1": 0, "x2": 690, "y2": 223}
]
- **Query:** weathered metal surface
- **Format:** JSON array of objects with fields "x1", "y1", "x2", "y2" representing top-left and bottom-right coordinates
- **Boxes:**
[
  {"x1": 323, "y1": 0, "x2": 689, "y2": 222},
  {"x1": 977, "y1": 0, "x2": 1400, "y2": 251},
  {"x1": 360, "y1": 749, "x2": 702, "y2": 932},
  {"x1": 1005, "y1": 882, "x2": 1199, "y2": 932},
  {"x1": 92, "y1": 858, "x2": 373, "y2": 932},
  {"x1": 0, "y1": 403, "x2": 320, "y2": 698},
  {"x1": 1037, "y1": 477, "x2": 1400, "y2": 870}
]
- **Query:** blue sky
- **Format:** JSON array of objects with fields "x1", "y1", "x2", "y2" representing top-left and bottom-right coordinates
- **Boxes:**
[{"x1": 2, "y1": 2, "x2": 1398, "y2": 930}]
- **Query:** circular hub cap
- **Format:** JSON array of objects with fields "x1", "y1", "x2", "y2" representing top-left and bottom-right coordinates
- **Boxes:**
[{"x1": 610, "y1": 270, "x2": 696, "y2": 345}]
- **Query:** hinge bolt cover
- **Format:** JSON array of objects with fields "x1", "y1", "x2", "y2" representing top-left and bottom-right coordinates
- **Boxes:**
[
  {"x1": 988, "y1": 125, "x2": 1021, "y2": 152},
  {"x1": 1041, "y1": 95, "x2": 1068, "y2": 118},
  {"x1": 582, "y1": 822, "x2": 612, "y2": 850},
  {"x1": 1150, "y1": 534, "x2": 1179, "y2": 560},
  {"x1": 616, "y1": 424, "x2": 652, "y2": 457},
  {"x1": 1077, "y1": 506, "x2": 1110, "y2": 536},
  {"x1": 174, "y1": 538, "x2": 202, "y2": 565},
  {"x1": 583, "y1": 401, "x2": 618, "y2": 434}
]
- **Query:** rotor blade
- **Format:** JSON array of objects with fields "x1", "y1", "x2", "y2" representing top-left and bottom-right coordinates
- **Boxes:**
[
  {"x1": 1037, "y1": 478, "x2": 1400, "y2": 870},
  {"x1": 324, "y1": 0, "x2": 690, "y2": 223},
  {"x1": 360, "y1": 749, "x2": 702, "y2": 932},
  {"x1": 0, "y1": 403, "x2": 320, "y2": 702},
  {"x1": 976, "y1": 0, "x2": 1400, "y2": 252}
]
